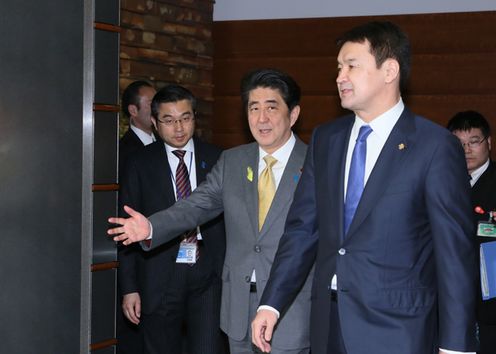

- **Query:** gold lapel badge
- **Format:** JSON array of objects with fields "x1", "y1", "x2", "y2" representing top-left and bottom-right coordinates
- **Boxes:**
[{"x1": 398, "y1": 143, "x2": 406, "y2": 150}]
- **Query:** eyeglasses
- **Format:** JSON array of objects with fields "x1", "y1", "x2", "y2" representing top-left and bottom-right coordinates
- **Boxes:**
[
  {"x1": 157, "y1": 115, "x2": 194, "y2": 126},
  {"x1": 459, "y1": 137, "x2": 487, "y2": 149}
]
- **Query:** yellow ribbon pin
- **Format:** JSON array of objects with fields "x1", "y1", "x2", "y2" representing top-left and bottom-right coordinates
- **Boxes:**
[{"x1": 247, "y1": 166, "x2": 253, "y2": 182}]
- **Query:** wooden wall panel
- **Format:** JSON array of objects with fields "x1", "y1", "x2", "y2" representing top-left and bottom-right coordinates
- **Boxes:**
[{"x1": 213, "y1": 11, "x2": 496, "y2": 149}]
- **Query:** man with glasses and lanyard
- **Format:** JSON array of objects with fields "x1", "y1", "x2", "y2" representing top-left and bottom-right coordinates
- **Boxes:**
[
  {"x1": 447, "y1": 110, "x2": 496, "y2": 354},
  {"x1": 118, "y1": 84, "x2": 226, "y2": 354}
]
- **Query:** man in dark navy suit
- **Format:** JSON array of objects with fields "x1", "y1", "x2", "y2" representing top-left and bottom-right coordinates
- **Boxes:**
[
  {"x1": 118, "y1": 84, "x2": 225, "y2": 354},
  {"x1": 448, "y1": 111, "x2": 496, "y2": 354},
  {"x1": 252, "y1": 21, "x2": 478, "y2": 354}
]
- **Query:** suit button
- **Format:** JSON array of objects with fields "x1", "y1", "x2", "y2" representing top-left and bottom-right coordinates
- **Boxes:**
[
  {"x1": 338, "y1": 248, "x2": 346, "y2": 255},
  {"x1": 254, "y1": 245, "x2": 261, "y2": 253}
]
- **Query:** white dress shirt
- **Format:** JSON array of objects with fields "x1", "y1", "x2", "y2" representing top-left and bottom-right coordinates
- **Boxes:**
[
  {"x1": 165, "y1": 139, "x2": 198, "y2": 195},
  {"x1": 164, "y1": 139, "x2": 202, "y2": 240},
  {"x1": 130, "y1": 123, "x2": 155, "y2": 146}
]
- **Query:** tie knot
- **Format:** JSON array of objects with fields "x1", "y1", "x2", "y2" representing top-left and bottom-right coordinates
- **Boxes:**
[
  {"x1": 357, "y1": 125, "x2": 372, "y2": 142},
  {"x1": 263, "y1": 155, "x2": 277, "y2": 168},
  {"x1": 172, "y1": 150, "x2": 186, "y2": 161}
]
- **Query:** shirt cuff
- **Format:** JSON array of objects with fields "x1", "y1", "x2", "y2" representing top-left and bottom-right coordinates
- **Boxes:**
[
  {"x1": 146, "y1": 221, "x2": 153, "y2": 240},
  {"x1": 439, "y1": 349, "x2": 475, "y2": 354},
  {"x1": 257, "y1": 305, "x2": 280, "y2": 319},
  {"x1": 140, "y1": 222, "x2": 153, "y2": 249}
]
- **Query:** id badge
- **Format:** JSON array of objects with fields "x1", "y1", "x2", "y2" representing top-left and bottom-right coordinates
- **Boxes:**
[
  {"x1": 477, "y1": 221, "x2": 496, "y2": 238},
  {"x1": 176, "y1": 242, "x2": 197, "y2": 264}
]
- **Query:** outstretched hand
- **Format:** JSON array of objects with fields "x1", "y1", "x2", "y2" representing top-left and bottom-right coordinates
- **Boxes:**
[{"x1": 107, "y1": 205, "x2": 151, "y2": 245}]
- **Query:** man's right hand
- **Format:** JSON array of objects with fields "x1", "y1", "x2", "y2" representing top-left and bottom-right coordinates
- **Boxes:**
[
  {"x1": 122, "y1": 292, "x2": 141, "y2": 325},
  {"x1": 251, "y1": 309, "x2": 279, "y2": 353},
  {"x1": 108, "y1": 205, "x2": 151, "y2": 245}
]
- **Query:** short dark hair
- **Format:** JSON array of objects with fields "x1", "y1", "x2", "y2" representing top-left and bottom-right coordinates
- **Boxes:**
[
  {"x1": 121, "y1": 80, "x2": 154, "y2": 118},
  {"x1": 447, "y1": 110, "x2": 491, "y2": 138},
  {"x1": 240, "y1": 68, "x2": 301, "y2": 112},
  {"x1": 151, "y1": 84, "x2": 197, "y2": 119},
  {"x1": 336, "y1": 21, "x2": 411, "y2": 93}
]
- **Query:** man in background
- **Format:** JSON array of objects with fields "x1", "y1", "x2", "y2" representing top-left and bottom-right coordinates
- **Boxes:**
[
  {"x1": 252, "y1": 21, "x2": 477, "y2": 354},
  {"x1": 117, "y1": 80, "x2": 156, "y2": 354},
  {"x1": 447, "y1": 110, "x2": 496, "y2": 354},
  {"x1": 119, "y1": 80, "x2": 157, "y2": 173},
  {"x1": 109, "y1": 68, "x2": 312, "y2": 354},
  {"x1": 118, "y1": 84, "x2": 226, "y2": 354}
]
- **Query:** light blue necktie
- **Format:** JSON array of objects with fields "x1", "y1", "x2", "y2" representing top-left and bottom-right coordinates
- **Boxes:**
[{"x1": 344, "y1": 125, "x2": 373, "y2": 235}]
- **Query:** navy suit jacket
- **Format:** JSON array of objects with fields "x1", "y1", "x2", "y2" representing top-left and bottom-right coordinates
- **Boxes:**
[
  {"x1": 261, "y1": 108, "x2": 478, "y2": 354},
  {"x1": 118, "y1": 138, "x2": 225, "y2": 314}
]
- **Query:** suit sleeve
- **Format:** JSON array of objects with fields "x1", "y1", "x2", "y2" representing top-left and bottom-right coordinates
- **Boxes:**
[
  {"x1": 260, "y1": 130, "x2": 319, "y2": 313},
  {"x1": 117, "y1": 155, "x2": 143, "y2": 295},
  {"x1": 424, "y1": 133, "x2": 478, "y2": 350},
  {"x1": 146, "y1": 151, "x2": 226, "y2": 249}
]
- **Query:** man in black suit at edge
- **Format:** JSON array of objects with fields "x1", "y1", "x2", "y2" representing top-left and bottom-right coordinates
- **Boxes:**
[
  {"x1": 448, "y1": 111, "x2": 496, "y2": 354},
  {"x1": 117, "y1": 80, "x2": 156, "y2": 354},
  {"x1": 119, "y1": 80, "x2": 157, "y2": 173},
  {"x1": 118, "y1": 84, "x2": 226, "y2": 354}
]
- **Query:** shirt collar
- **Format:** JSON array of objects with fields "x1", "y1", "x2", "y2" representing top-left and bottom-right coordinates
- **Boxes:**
[
  {"x1": 354, "y1": 98, "x2": 404, "y2": 139},
  {"x1": 130, "y1": 123, "x2": 155, "y2": 145},
  {"x1": 258, "y1": 132, "x2": 296, "y2": 165},
  {"x1": 470, "y1": 158, "x2": 490, "y2": 187},
  {"x1": 164, "y1": 138, "x2": 195, "y2": 155}
]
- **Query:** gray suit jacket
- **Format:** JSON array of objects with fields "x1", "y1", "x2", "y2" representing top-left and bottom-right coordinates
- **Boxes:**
[{"x1": 146, "y1": 137, "x2": 311, "y2": 349}]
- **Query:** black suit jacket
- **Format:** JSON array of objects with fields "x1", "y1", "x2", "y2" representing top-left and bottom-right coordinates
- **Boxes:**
[
  {"x1": 118, "y1": 138, "x2": 226, "y2": 314},
  {"x1": 472, "y1": 160, "x2": 496, "y2": 325},
  {"x1": 119, "y1": 129, "x2": 145, "y2": 177}
]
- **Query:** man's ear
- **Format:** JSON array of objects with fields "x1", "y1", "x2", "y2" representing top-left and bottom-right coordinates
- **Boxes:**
[
  {"x1": 151, "y1": 117, "x2": 158, "y2": 130},
  {"x1": 289, "y1": 105, "x2": 300, "y2": 127},
  {"x1": 383, "y1": 58, "x2": 400, "y2": 84},
  {"x1": 128, "y1": 104, "x2": 138, "y2": 117}
]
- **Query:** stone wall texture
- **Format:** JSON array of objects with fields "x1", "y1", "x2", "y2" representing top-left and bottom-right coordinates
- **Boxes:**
[{"x1": 120, "y1": 0, "x2": 214, "y2": 140}]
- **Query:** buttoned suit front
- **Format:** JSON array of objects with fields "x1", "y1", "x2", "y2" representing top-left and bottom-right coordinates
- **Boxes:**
[
  {"x1": 118, "y1": 138, "x2": 225, "y2": 354},
  {"x1": 144, "y1": 137, "x2": 312, "y2": 351},
  {"x1": 260, "y1": 108, "x2": 478, "y2": 354}
]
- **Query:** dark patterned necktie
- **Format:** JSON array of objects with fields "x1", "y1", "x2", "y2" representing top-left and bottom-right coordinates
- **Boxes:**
[{"x1": 172, "y1": 150, "x2": 199, "y2": 258}]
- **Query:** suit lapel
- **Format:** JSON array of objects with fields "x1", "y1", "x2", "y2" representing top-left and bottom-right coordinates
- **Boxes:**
[
  {"x1": 242, "y1": 143, "x2": 260, "y2": 237},
  {"x1": 260, "y1": 139, "x2": 306, "y2": 236},
  {"x1": 194, "y1": 139, "x2": 208, "y2": 184},
  {"x1": 328, "y1": 120, "x2": 354, "y2": 241},
  {"x1": 347, "y1": 109, "x2": 415, "y2": 237}
]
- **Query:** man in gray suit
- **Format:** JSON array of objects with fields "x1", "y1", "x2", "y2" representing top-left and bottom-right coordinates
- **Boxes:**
[{"x1": 109, "y1": 68, "x2": 312, "y2": 354}]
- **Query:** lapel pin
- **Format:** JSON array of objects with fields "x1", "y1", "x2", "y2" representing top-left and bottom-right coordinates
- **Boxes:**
[
  {"x1": 398, "y1": 143, "x2": 406, "y2": 150},
  {"x1": 201, "y1": 161, "x2": 207, "y2": 169},
  {"x1": 247, "y1": 166, "x2": 253, "y2": 182}
]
